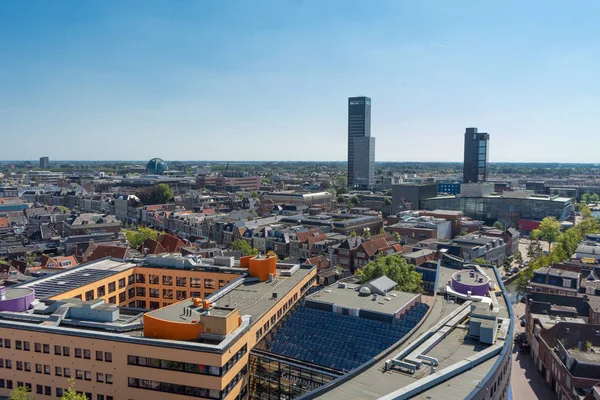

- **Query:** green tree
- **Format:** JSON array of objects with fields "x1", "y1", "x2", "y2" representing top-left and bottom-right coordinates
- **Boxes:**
[
  {"x1": 392, "y1": 231, "x2": 401, "y2": 244},
  {"x1": 335, "y1": 175, "x2": 348, "y2": 188},
  {"x1": 502, "y1": 258, "x2": 512, "y2": 274},
  {"x1": 591, "y1": 193, "x2": 600, "y2": 203},
  {"x1": 136, "y1": 183, "x2": 174, "y2": 205},
  {"x1": 336, "y1": 186, "x2": 349, "y2": 195},
  {"x1": 61, "y1": 379, "x2": 88, "y2": 400},
  {"x1": 357, "y1": 254, "x2": 423, "y2": 293},
  {"x1": 385, "y1": 189, "x2": 393, "y2": 196},
  {"x1": 362, "y1": 228, "x2": 371, "y2": 239},
  {"x1": 124, "y1": 227, "x2": 159, "y2": 249},
  {"x1": 9, "y1": 386, "x2": 33, "y2": 400},
  {"x1": 350, "y1": 230, "x2": 357, "y2": 238},
  {"x1": 537, "y1": 217, "x2": 562, "y2": 251},
  {"x1": 230, "y1": 239, "x2": 258, "y2": 256},
  {"x1": 472, "y1": 257, "x2": 488, "y2": 265},
  {"x1": 350, "y1": 196, "x2": 360, "y2": 206},
  {"x1": 250, "y1": 191, "x2": 259, "y2": 198},
  {"x1": 336, "y1": 195, "x2": 345, "y2": 204},
  {"x1": 581, "y1": 204, "x2": 593, "y2": 219},
  {"x1": 379, "y1": 227, "x2": 386, "y2": 235},
  {"x1": 383, "y1": 198, "x2": 392, "y2": 207},
  {"x1": 493, "y1": 221, "x2": 504, "y2": 230},
  {"x1": 582, "y1": 192, "x2": 591, "y2": 204},
  {"x1": 514, "y1": 250, "x2": 523, "y2": 265}
]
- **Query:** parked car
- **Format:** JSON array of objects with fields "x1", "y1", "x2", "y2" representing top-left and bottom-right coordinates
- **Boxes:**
[{"x1": 512, "y1": 267, "x2": 519, "y2": 273}]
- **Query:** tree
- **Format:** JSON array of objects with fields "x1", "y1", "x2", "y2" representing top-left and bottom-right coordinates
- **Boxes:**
[
  {"x1": 350, "y1": 196, "x2": 360, "y2": 206},
  {"x1": 502, "y1": 258, "x2": 512, "y2": 274},
  {"x1": 392, "y1": 231, "x2": 401, "y2": 244},
  {"x1": 582, "y1": 192, "x2": 591, "y2": 204},
  {"x1": 514, "y1": 250, "x2": 523, "y2": 265},
  {"x1": 350, "y1": 231, "x2": 357, "y2": 238},
  {"x1": 337, "y1": 195, "x2": 345, "y2": 204},
  {"x1": 125, "y1": 227, "x2": 159, "y2": 249},
  {"x1": 472, "y1": 257, "x2": 488, "y2": 265},
  {"x1": 9, "y1": 386, "x2": 33, "y2": 400},
  {"x1": 357, "y1": 254, "x2": 423, "y2": 293},
  {"x1": 379, "y1": 227, "x2": 386, "y2": 235},
  {"x1": 383, "y1": 198, "x2": 392, "y2": 207},
  {"x1": 493, "y1": 221, "x2": 505, "y2": 230},
  {"x1": 385, "y1": 189, "x2": 393, "y2": 196},
  {"x1": 581, "y1": 204, "x2": 593, "y2": 219},
  {"x1": 230, "y1": 239, "x2": 258, "y2": 256},
  {"x1": 250, "y1": 191, "x2": 259, "y2": 198},
  {"x1": 336, "y1": 186, "x2": 349, "y2": 195},
  {"x1": 136, "y1": 183, "x2": 174, "y2": 205},
  {"x1": 537, "y1": 217, "x2": 562, "y2": 251},
  {"x1": 335, "y1": 175, "x2": 348, "y2": 188},
  {"x1": 362, "y1": 228, "x2": 371, "y2": 239},
  {"x1": 61, "y1": 379, "x2": 88, "y2": 400},
  {"x1": 591, "y1": 193, "x2": 600, "y2": 203}
]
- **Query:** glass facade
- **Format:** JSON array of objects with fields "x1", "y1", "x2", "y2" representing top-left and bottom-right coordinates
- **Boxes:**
[{"x1": 248, "y1": 353, "x2": 339, "y2": 400}]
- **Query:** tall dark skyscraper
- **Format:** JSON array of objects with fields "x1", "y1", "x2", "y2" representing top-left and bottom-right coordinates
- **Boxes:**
[
  {"x1": 39, "y1": 156, "x2": 49, "y2": 169},
  {"x1": 347, "y1": 96, "x2": 375, "y2": 188},
  {"x1": 463, "y1": 127, "x2": 489, "y2": 183}
]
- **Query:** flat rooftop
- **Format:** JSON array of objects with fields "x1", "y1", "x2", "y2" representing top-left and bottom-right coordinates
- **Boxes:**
[
  {"x1": 18, "y1": 258, "x2": 136, "y2": 299},
  {"x1": 306, "y1": 285, "x2": 418, "y2": 316},
  {"x1": 315, "y1": 264, "x2": 511, "y2": 400}
]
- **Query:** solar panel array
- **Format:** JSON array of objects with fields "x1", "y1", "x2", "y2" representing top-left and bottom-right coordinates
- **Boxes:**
[
  {"x1": 266, "y1": 302, "x2": 429, "y2": 372},
  {"x1": 29, "y1": 269, "x2": 120, "y2": 299}
]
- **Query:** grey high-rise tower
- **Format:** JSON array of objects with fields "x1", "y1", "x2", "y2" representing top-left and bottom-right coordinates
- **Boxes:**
[
  {"x1": 463, "y1": 127, "x2": 489, "y2": 183},
  {"x1": 347, "y1": 96, "x2": 375, "y2": 188}
]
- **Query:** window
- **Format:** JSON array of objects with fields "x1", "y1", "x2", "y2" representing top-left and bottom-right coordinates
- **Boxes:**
[
  {"x1": 190, "y1": 291, "x2": 201, "y2": 298},
  {"x1": 44, "y1": 365, "x2": 51, "y2": 375},
  {"x1": 108, "y1": 282, "x2": 116, "y2": 293},
  {"x1": 150, "y1": 301, "x2": 160, "y2": 309},
  {"x1": 85, "y1": 290, "x2": 94, "y2": 301},
  {"x1": 128, "y1": 288, "x2": 135, "y2": 299},
  {"x1": 36, "y1": 363, "x2": 42, "y2": 373},
  {"x1": 119, "y1": 292, "x2": 126, "y2": 303},
  {"x1": 149, "y1": 274, "x2": 160, "y2": 284},
  {"x1": 97, "y1": 285, "x2": 106, "y2": 297},
  {"x1": 128, "y1": 275, "x2": 135, "y2": 285},
  {"x1": 136, "y1": 273, "x2": 146, "y2": 284},
  {"x1": 7, "y1": 380, "x2": 12, "y2": 389},
  {"x1": 190, "y1": 277, "x2": 202, "y2": 288},
  {"x1": 16, "y1": 340, "x2": 22, "y2": 350},
  {"x1": 136, "y1": 300, "x2": 147, "y2": 309},
  {"x1": 56, "y1": 366, "x2": 62, "y2": 376},
  {"x1": 204, "y1": 279, "x2": 215, "y2": 289},
  {"x1": 163, "y1": 289, "x2": 173, "y2": 299},
  {"x1": 55, "y1": 345, "x2": 62, "y2": 355},
  {"x1": 4, "y1": 339, "x2": 11, "y2": 348},
  {"x1": 136, "y1": 287, "x2": 146, "y2": 297},
  {"x1": 5, "y1": 359, "x2": 11, "y2": 368},
  {"x1": 75, "y1": 348, "x2": 82, "y2": 358},
  {"x1": 57, "y1": 388, "x2": 64, "y2": 397},
  {"x1": 45, "y1": 386, "x2": 52, "y2": 396},
  {"x1": 162, "y1": 275, "x2": 173, "y2": 286},
  {"x1": 23, "y1": 341, "x2": 30, "y2": 351},
  {"x1": 43, "y1": 344, "x2": 49, "y2": 354},
  {"x1": 105, "y1": 352, "x2": 112, "y2": 362},
  {"x1": 63, "y1": 346, "x2": 70, "y2": 356},
  {"x1": 76, "y1": 370, "x2": 83, "y2": 380},
  {"x1": 108, "y1": 295, "x2": 116, "y2": 304},
  {"x1": 17, "y1": 361, "x2": 23, "y2": 370},
  {"x1": 98, "y1": 395, "x2": 105, "y2": 400},
  {"x1": 97, "y1": 373, "x2": 104, "y2": 382},
  {"x1": 106, "y1": 374, "x2": 113, "y2": 384},
  {"x1": 84, "y1": 349, "x2": 91, "y2": 359},
  {"x1": 96, "y1": 351, "x2": 103, "y2": 361},
  {"x1": 149, "y1": 288, "x2": 160, "y2": 298},
  {"x1": 64, "y1": 368, "x2": 71, "y2": 377},
  {"x1": 118, "y1": 278, "x2": 126, "y2": 288},
  {"x1": 176, "y1": 290, "x2": 187, "y2": 300},
  {"x1": 85, "y1": 371, "x2": 92, "y2": 381},
  {"x1": 25, "y1": 362, "x2": 30, "y2": 372},
  {"x1": 176, "y1": 277, "x2": 187, "y2": 287},
  {"x1": 37, "y1": 384, "x2": 43, "y2": 395}
]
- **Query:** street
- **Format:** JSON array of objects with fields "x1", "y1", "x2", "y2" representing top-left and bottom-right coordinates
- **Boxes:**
[{"x1": 510, "y1": 302, "x2": 556, "y2": 400}]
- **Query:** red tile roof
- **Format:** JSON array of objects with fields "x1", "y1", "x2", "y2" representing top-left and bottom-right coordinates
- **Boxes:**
[
  {"x1": 296, "y1": 229, "x2": 327, "y2": 243},
  {"x1": 87, "y1": 246, "x2": 128, "y2": 262},
  {"x1": 158, "y1": 233, "x2": 185, "y2": 253},
  {"x1": 139, "y1": 238, "x2": 167, "y2": 255},
  {"x1": 0, "y1": 217, "x2": 8, "y2": 228},
  {"x1": 358, "y1": 238, "x2": 389, "y2": 257}
]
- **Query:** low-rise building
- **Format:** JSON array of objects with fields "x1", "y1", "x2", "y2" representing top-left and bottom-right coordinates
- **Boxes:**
[{"x1": 451, "y1": 234, "x2": 506, "y2": 264}]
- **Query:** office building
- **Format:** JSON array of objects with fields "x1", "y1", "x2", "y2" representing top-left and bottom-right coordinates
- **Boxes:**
[
  {"x1": 0, "y1": 255, "x2": 317, "y2": 400},
  {"x1": 39, "y1": 157, "x2": 49, "y2": 169},
  {"x1": 347, "y1": 96, "x2": 375, "y2": 188},
  {"x1": 463, "y1": 127, "x2": 489, "y2": 183}
]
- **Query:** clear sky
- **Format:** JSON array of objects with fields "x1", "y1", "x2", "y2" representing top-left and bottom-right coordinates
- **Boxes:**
[{"x1": 1, "y1": 1, "x2": 599, "y2": 162}]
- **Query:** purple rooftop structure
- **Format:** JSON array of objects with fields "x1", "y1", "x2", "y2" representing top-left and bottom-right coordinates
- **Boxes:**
[
  {"x1": 450, "y1": 269, "x2": 491, "y2": 297},
  {"x1": 0, "y1": 286, "x2": 35, "y2": 312}
]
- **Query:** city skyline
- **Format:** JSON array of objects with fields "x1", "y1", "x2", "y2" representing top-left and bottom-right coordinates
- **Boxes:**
[{"x1": 2, "y1": 1, "x2": 600, "y2": 162}]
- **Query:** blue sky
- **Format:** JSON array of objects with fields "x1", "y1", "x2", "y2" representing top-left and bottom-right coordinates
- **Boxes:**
[{"x1": 1, "y1": 0, "x2": 599, "y2": 162}]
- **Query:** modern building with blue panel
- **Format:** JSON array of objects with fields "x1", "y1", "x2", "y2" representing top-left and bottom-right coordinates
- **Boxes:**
[{"x1": 438, "y1": 182, "x2": 461, "y2": 195}]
